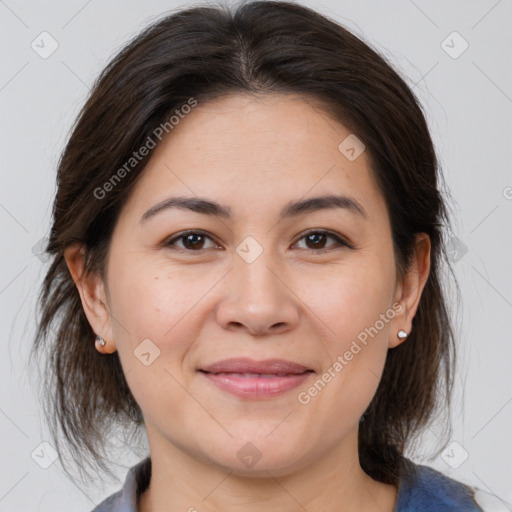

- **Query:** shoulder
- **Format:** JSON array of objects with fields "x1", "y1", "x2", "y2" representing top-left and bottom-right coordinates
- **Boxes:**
[
  {"x1": 90, "y1": 491, "x2": 123, "y2": 512},
  {"x1": 395, "y1": 459, "x2": 484, "y2": 512},
  {"x1": 89, "y1": 457, "x2": 151, "y2": 512}
]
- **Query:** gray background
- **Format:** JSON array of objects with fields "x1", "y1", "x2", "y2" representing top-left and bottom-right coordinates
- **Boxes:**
[{"x1": 1, "y1": 0, "x2": 511, "y2": 510}]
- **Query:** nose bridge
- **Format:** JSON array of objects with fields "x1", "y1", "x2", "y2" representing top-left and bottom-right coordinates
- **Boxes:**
[
  {"x1": 234, "y1": 237, "x2": 284, "y2": 306},
  {"x1": 237, "y1": 248, "x2": 278, "y2": 297},
  {"x1": 215, "y1": 236, "x2": 299, "y2": 335}
]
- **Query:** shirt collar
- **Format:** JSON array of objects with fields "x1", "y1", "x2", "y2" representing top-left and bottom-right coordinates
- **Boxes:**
[{"x1": 108, "y1": 456, "x2": 151, "y2": 511}]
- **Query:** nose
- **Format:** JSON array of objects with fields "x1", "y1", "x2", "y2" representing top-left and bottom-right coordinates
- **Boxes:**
[{"x1": 215, "y1": 251, "x2": 300, "y2": 337}]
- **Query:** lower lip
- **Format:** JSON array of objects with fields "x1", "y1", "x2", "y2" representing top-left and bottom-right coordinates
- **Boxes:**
[{"x1": 200, "y1": 371, "x2": 312, "y2": 399}]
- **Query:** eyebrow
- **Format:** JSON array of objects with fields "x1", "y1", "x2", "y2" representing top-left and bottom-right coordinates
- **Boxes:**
[{"x1": 140, "y1": 193, "x2": 367, "y2": 223}]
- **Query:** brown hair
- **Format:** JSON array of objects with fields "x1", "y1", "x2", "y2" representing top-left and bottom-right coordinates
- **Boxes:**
[{"x1": 31, "y1": 0, "x2": 460, "y2": 486}]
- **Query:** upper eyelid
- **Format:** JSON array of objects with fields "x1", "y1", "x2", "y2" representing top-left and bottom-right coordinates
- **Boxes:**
[
  {"x1": 293, "y1": 230, "x2": 350, "y2": 249},
  {"x1": 165, "y1": 229, "x2": 349, "y2": 249},
  {"x1": 294, "y1": 229, "x2": 345, "y2": 242},
  {"x1": 165, "y1": 230, "x2": 221, "y2": 248}
]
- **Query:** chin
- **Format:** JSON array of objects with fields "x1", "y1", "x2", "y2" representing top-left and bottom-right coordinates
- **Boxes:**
[{"x1": 206, "y1": 441, "x2": 310, "y2": 478}]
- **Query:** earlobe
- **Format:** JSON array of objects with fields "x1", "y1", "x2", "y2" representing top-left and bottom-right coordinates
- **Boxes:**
[
  {"x1": 389, "y1": 233, "x2": 431, "y2": 349},
  {"x1": 94, "y1": 334, "x2": 117, "y2": 354},
  {"x1": 388, "y1": 320, "x2": 409, "y2": 349},
  {"x1": 64, "y1": 243, "x2": 115, "y2": 352}
]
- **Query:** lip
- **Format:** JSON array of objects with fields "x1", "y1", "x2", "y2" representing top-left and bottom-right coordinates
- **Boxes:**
[
  {"x1": 198, "y1": 358, "x2": 314, "y2": 399},
  {"x1": 199, "y1": 357, "x2": 312, "y2": 374}
]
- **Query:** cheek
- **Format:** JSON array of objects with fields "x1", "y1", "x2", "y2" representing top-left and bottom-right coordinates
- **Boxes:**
[
  {"x1": 107, "y1": 257, "x2": 225, "y2": 371},
  {"x1": 108, "y1": 256, "x2": 193, "y2": 335},
  {"x1": 301, "y1": 258, "x2": 394, "y2": 351},
  {"x1": 106, "y1": 262, "x2": 205, "y2": 414},
  {"x1": 310, "y1": 256, "x2": 395, "y2": 409},
  {"x1": 298, "y1": 273, "x2": 393, "y2": 428},
  {"x1": 108, "y1": 269, "x2": 163, "y2": 341}
]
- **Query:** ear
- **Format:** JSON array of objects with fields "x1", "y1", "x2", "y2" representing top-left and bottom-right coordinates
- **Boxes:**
[
  {"x1": 64, "y1": 243, "x2": 117, "y2": 354},
  {"x1": 389, "y1": 233, "x2": 431, "y2": 349}
]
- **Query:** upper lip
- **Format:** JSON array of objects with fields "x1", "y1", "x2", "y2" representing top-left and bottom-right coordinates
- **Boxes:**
[{"x1": 199, "y1": 358, "x2": 313, "y2": 375}]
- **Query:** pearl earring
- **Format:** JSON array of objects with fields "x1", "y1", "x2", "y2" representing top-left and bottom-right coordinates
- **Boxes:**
[
  {"x1": 96, "y1": 335, "x2": 106, "y2": 347},
  {"x1": 397, "y1": 330, "x2": 408, "y2": 340}
]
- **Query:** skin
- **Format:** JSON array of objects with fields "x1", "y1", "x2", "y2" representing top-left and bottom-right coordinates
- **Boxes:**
[{"x1": 65, "y1": 93, "x2": 430, "y2": 512}]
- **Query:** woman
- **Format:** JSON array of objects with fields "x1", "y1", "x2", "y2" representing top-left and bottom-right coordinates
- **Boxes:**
[{"x1": 31, "y1": 1, "x2": 484, "y2": 510}]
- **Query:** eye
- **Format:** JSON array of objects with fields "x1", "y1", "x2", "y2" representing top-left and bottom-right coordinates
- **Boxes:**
[
  {"x1": 163, "y1": 230, "x2": 220, "y2": 251},
  {"x1": 163, "y1": 229, "x2": 351, "y2": 253},
  {"x1": 292, "y1": 230, "x2": 351, "y2": 252}
]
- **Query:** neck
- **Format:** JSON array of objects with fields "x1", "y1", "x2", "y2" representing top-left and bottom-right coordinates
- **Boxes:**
[{"x1": 138, "y1": 427, "x2": 398, "y2": 512}]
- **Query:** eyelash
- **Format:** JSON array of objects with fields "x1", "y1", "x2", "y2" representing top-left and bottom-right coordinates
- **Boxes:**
[{"x1": 163, "y1": 229, "x2": 352, "y2": 253}]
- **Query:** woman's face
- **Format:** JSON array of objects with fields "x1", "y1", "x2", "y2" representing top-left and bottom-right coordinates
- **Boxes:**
[{"x1": 75, "y1": 93, "x2": 429, "y2": 476}]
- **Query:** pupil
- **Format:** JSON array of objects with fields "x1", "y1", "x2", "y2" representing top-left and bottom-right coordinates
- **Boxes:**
[
  {"x1": 185, "y1": 234, "x2": 203, "y2": 249},
  {"x1": 307, "y1": 233, "x2": 326, "y2": 249}
]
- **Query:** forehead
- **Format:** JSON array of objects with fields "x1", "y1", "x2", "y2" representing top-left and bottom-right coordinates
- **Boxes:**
[{"x1": 120, "y1": 93, "x2": 387, "y2": 223}]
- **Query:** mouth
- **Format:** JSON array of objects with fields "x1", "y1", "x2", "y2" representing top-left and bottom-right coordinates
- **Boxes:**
[
  {"x1": 200, "y1": 372, "x2": 312, "y2": 377},
  {"x1": 198, "y1": 358, "x2": 315, "y2": 399},
  {"x1": 199, "y1": 357, "x2": 313, "y2": 375}
]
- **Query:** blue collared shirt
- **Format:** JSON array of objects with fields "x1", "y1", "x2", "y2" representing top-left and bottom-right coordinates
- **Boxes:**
[{"x1": 91, "y1": 456, "x2": 483, "y2": 511}]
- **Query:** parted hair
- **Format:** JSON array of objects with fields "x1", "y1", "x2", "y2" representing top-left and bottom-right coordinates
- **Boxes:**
[{"x1": 31, "y1": 0, "x2": 460, "y2": 486}]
